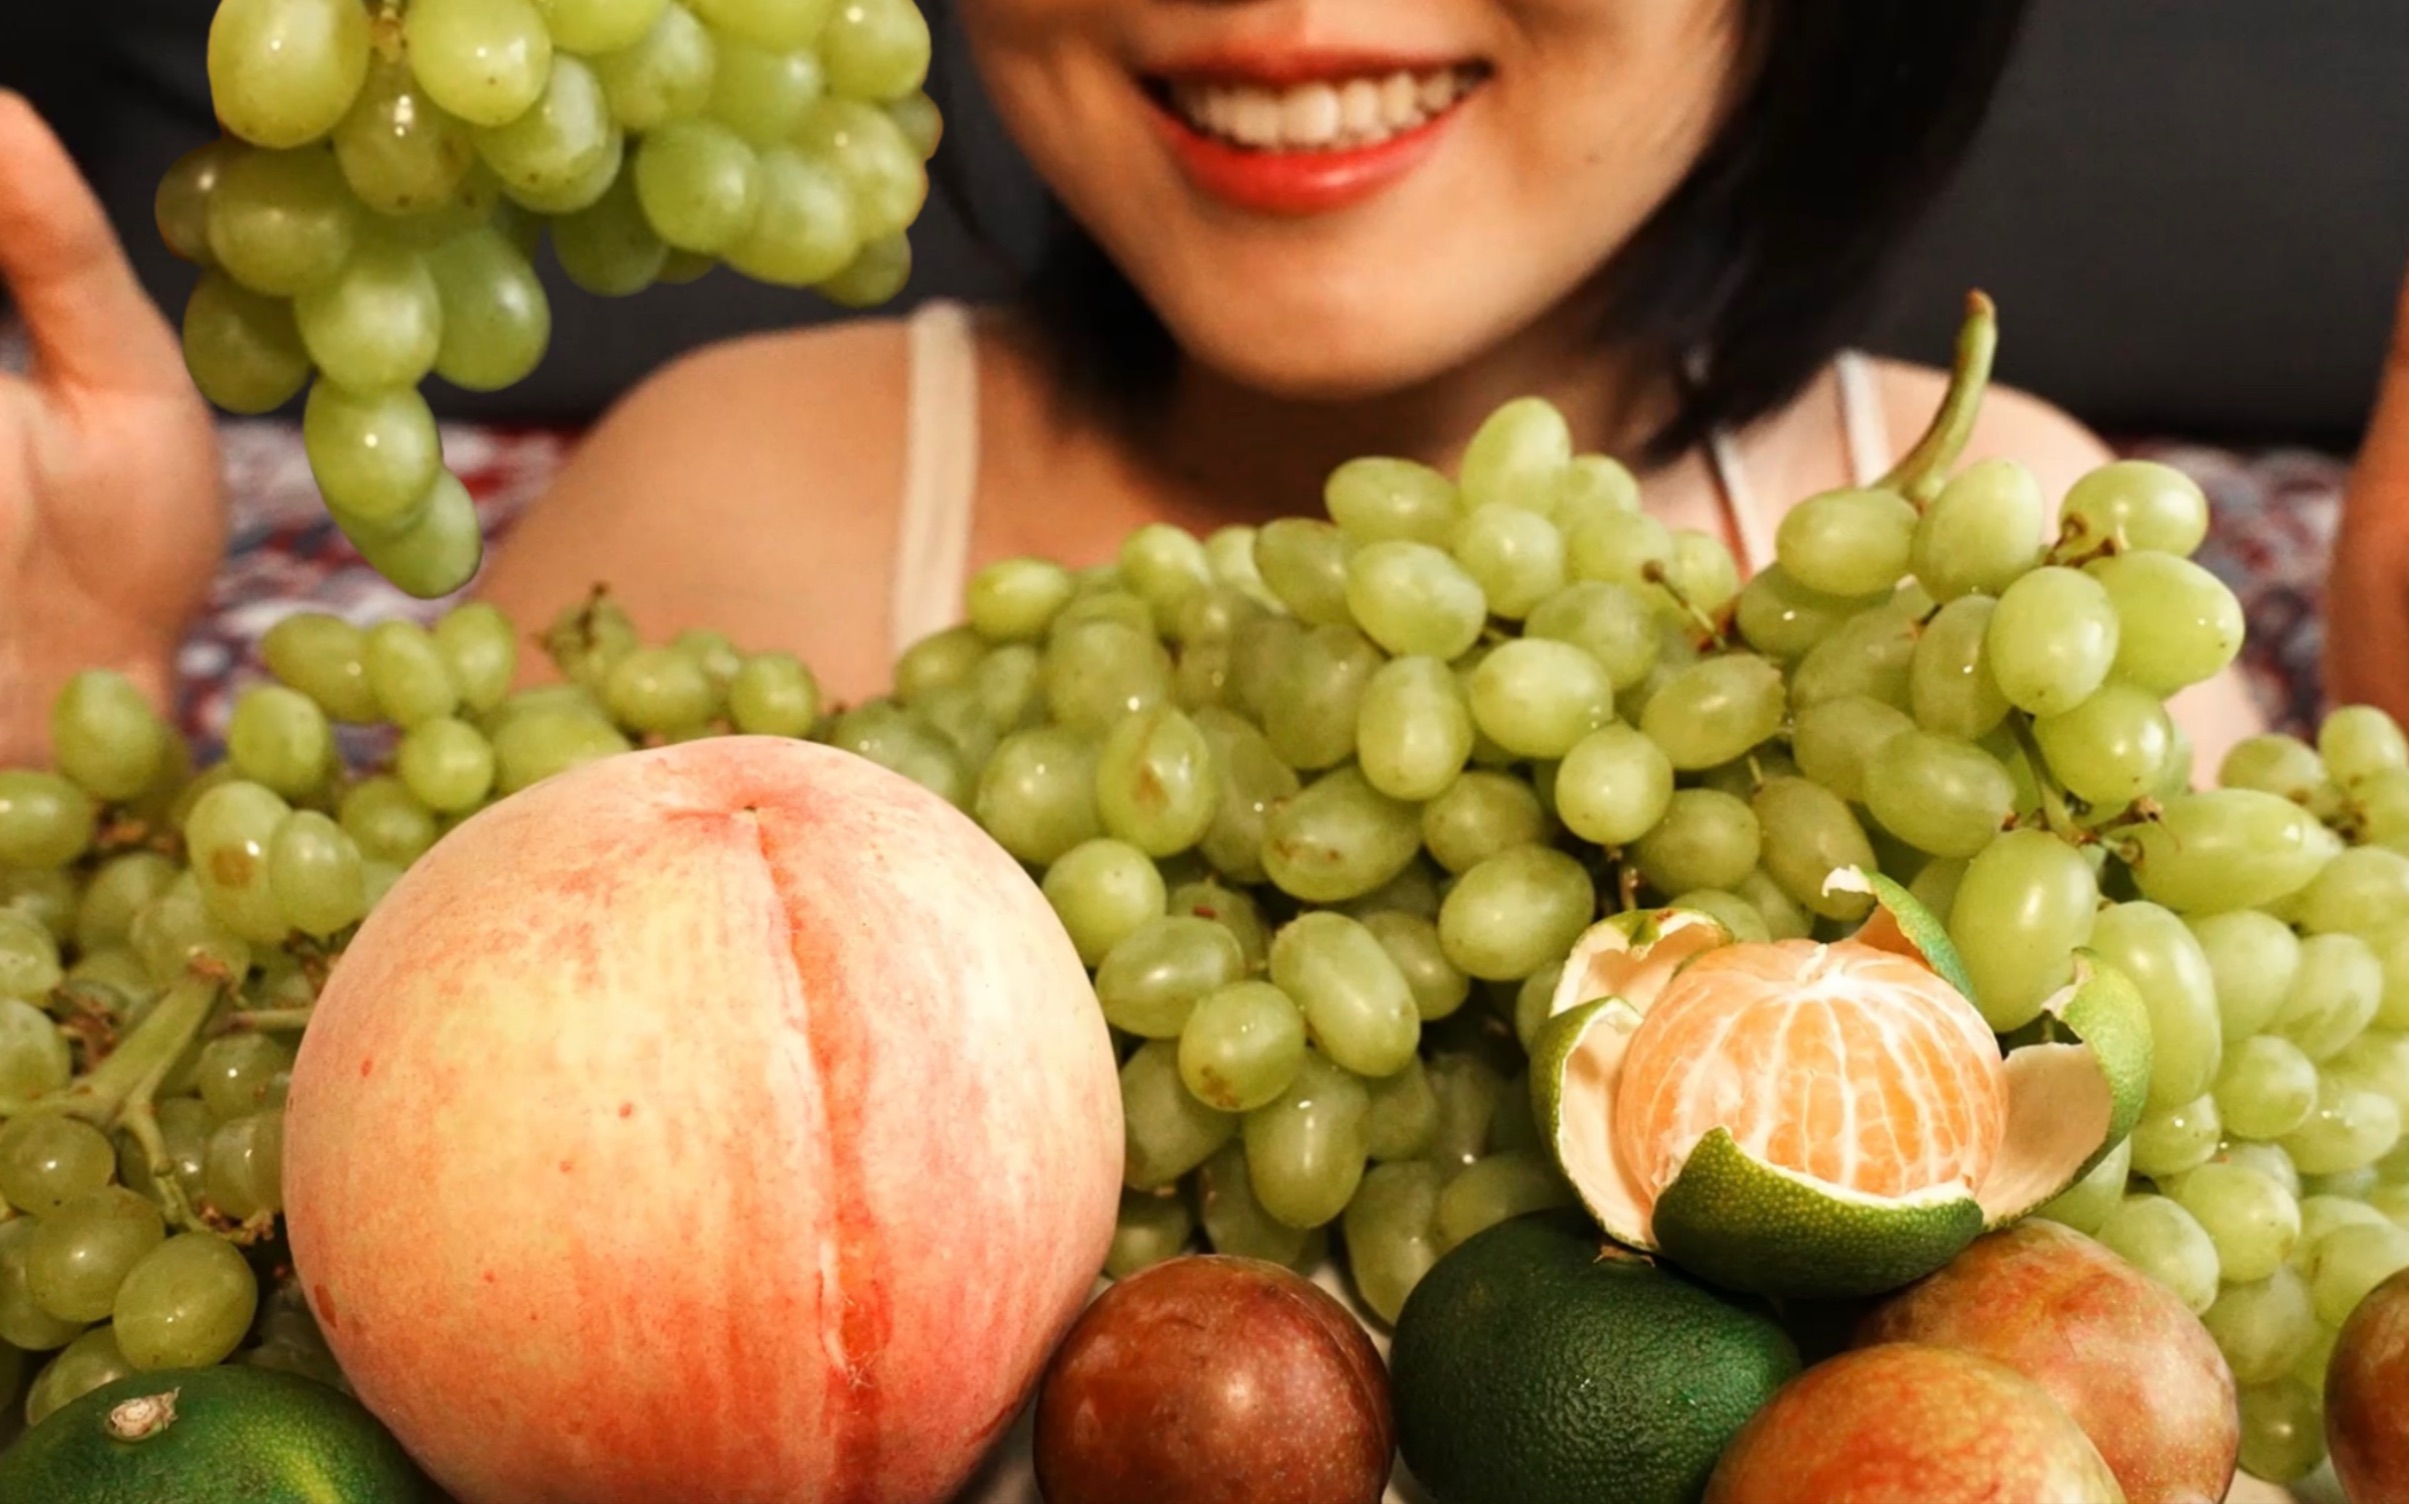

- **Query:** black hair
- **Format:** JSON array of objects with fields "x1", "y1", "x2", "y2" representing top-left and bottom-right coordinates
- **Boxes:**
[{"x1": 969, "y1": 0, "x2": 2033, "y2": 463}]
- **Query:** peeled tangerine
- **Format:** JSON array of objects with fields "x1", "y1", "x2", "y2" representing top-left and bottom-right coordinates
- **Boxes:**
[
  {"x1": 283, "y1": 739, "x2": 1125, "y2": 1504},
  {"x1": 1534, "y1": 874, "x2": 2152, "y2": 1298}
]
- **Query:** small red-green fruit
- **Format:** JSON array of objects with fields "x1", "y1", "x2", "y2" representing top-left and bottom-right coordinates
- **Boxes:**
[
  {"x1": 1033, "y1": 1256, "x2": 1393, "y2": 1504},
  {"x1": 1705, "y1": 1344, "x2": 2123, "y2": 1504},
  {"x1": 2328, "y1": 1265, "x2": 2409, "y2": 1504},
  {"x1": 1858, "y1": 1219, "x2": 2237, "y2": 1504}
]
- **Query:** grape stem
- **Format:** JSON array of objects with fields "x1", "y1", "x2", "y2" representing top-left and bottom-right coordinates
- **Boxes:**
[
  {"x1": 2004, "y1": 713, "x2": 2086, "y2": 843},
  {"x1": 1639, "y1": 561, "x2": 1729, "y2": 651},
  {"x1": 1877, "y1": 291, "x2": 1999, "y2": 508}
]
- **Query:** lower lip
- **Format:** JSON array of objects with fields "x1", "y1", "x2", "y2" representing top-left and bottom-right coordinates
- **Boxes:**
[{"x1": 1146, "y1": 91, "x2": 1466, "y2": 217}]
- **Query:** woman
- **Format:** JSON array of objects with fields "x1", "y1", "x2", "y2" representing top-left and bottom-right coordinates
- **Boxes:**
[{"x1": 0, "y1": 1, "x2": 2359, "y2": 767}]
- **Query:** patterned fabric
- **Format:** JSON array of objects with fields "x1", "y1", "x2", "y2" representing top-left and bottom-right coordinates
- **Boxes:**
[{"x1": 163, "y1": 420, "x2": 2349, "y2": 749}]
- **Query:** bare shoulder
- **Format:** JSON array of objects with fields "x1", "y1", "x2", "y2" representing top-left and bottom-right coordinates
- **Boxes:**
[
  {"x1": 1870, "y1": 357, "x2": 2115, "y2": 503},
  {"x1": 478, "y1": 318, "x2": 916, "y2": 695}
]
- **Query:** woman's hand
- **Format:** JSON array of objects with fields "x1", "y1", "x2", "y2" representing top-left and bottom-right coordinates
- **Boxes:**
[
  {"x1": 0, "y1": 91, "x2": 225, "y2": 766},
  {"x1": 2326, "y1": 260, "x2": 2409, "y2": 727}
]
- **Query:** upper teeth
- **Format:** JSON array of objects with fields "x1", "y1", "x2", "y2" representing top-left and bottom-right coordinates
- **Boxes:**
[{"x1": 1174, "y1": 69, "x2": 1477, "y2": 152}]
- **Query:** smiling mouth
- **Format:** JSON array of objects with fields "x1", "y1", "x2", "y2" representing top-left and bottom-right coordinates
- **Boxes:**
[{"x1": 1144, "y1": 65, "x2": 1491, "y2": 154}]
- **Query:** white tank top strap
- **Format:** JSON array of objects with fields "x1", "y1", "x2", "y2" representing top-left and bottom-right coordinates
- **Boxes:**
[
  {"x1": 890, "y1": 298, "x2": 983, "y2": 658},
  {"x1": 1705, "y1": 347, "x2": 1895, "y2": 575},
  {"x1": 1833, "y1": 348, "x2": 1894, "y2": 488}
]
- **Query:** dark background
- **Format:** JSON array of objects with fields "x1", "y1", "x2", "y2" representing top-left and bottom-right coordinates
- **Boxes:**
[{"x1": 4, "y1": 1, "x2": 2404, "y2": 447}]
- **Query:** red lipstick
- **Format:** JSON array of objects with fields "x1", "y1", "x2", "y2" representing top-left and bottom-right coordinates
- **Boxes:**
[{"x1": 1140, "y1": 48, "x2": 1483, "y2": 218}]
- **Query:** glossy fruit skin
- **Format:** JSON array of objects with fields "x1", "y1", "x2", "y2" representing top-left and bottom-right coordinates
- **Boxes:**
[
  {"x1": 283, "y1": 738, "x2": 1123, "y2": 1504},
  {"x1": 0, "y1": 1364, "x2": 431, "y2": 1503},
  {"x1": 2329, "y1": 1266, "x2": 2409, "y2": 1504},
  {"x1": 1389, "y1": 1210, "x2": 1799, "y2": 1504},
  {"x1": 1858, "y1": 1220, "x2": 2238, "y2": 1504},
  {"x1": 1033, "y1": 1255, "x2": 1393, "y2": 1504},
  {"x1": 1705, "y1": 1343, "x2": 2124, "y2": 1504}
]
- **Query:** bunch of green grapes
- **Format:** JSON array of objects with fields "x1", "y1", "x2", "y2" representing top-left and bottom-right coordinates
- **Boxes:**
[
  {"x1": 7, "y1": 292, "x2": 2409, "y2": 1472},
  {"x1": 167, "y1": 0, "x2": 940, "y2": 597},
  {"x1": 2019, "y1": 716, "x2": 2409, "y2": 1485}
]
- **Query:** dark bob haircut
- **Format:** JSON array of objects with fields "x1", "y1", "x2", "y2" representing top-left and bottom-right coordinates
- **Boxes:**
[{"x1": 999, "y1": 0, "x2": 2033, "y2": 463}]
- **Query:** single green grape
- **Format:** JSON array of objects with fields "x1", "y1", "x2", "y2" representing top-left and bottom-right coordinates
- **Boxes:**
[
  {"x1": 1907, "y1": 596, "x2": 2011, "y2": 740},
  {"x1": 26, "y1": 1188, "x2": 166, "y2": 1325},
  {"x1": 2271, "y1": 933, "x2": 2384, "y2": 1062},
  {"x1": 726, "y1": 652, "x2": 821, "y2": 737},
  {"x1": 2091, "y1": 901, "x2": 2223, "y2": 1111},
  {"x1": 1177, "y1": 980, "x2": 1308, "y2": 1113},
  {"x1": 333, "y1": 58, "x2": 475, "y2": 214},
  {"x1": 0, "y1": 1117, "x2": 117, "y2": 1218},
  {"x1": 1193, "y1": 709, "x2": 1298, "y2": 885},
  {"x1": 819, "y1": 0, "x2": 932, "y2": 99},
  {"x1": 1325, "y1": 457, "x2": 1457, "y2": 546},
  {"x1": 267, "y1": 810, "x2": 368, "y2": 938},
  {"x1": 24, "y1": 1325, "x2": 135, "y2": 1427},
  {"x1": 207, "y1": 0, "x2": 372, "y2": 149},
  {"x1": 1358, "y1": 911, "x2": 1469, "y2": 1022},
  {"x1": 2096, "y1": 1193, "x2": 2221, "y2": 1313},
  {"x1": 2322, "y1": 705, "x2": 2409, "y2": 789},
  {"x1": 1094, "y1": 706, "x2": 1220, "y2": 856},
  {"x1": 1436, "y1": 845, "x2": 1596, "y2": 984},
  {"x1": 1638, "y1": 654, "x2": 1784, "y2": 770},
  {"x1": 2031, "y1": 1136, "x2": 2131, "y2": 1237},
  {"x1": 365, "y1": 620, "x2": 463, "y2": 727},
  {"x1": 1553, "y1": 723, "x2": 1673, "y2": 848},
  {"x1": 338, "y1": 776, "x2": 439, "y2": 866},
  {"x1": 723, "y1": 144, "x2": 859, "y2": 285},
  {"x1": 1255, "y1": 519, "x2": 1356, "y2": 627},
  {"x1": 1465, "y1": 640, "x2": 1614, "y2": 761},
  {"x1": 1041, "y1": 839, "x2": 1166, "y2": 968},
  {"x1": 407, "y1": 0, "x2": 556, "y2": 127},
  {"x1": 2218, "y1": 1035, "x2": 2323, "y2": 1142},
  {"x1": 1750, "y1": 775, "x2": 1880, "y2": 924},
  {"x1": 1457, "y1": 397, "x2": 1571, "y2": 511},
  {"x1": 2032, "y1": 683, "x2": 2175, "y2": 811},
  {"x1": 2061, "y1": 460, "x2": 2212, "y2": 556},
  {"x1": 1732, "y1": 565, "x2": 1882, "y2": 664},
  {"x1": 295, "y1": 242, "x2": 443, "y2": 392},
  {"x1": 47, "y1": 671, "x2": 168, "y2": 804},
  {"x1": 1944, "y1": 828, "x2": 2099, "y2": 1031},
  {"x1": 0, "y1": 999, "x2": 71, "y2": 1101},
  {"x1": 205, "y1": 145, "x2": 358, "y2": 298},
  {"x1": 2201, "y1": 1266, "x2": 2318, "y2": 1385},
  {"x1": 2220, "y1": 732, "x2": 2333, "y2": 807},
  {"x1": 2281, "y1": 1078, "x2": 2401, "y2": 1177},
  {"x1": 2236, "y1": 1377, "x2": 2326, "y2": 1484},
  {"x1": 155, "y1": 140, "x2": 230, "y2": 265},
  {"x1": 794, "y1": 98, "x2": 925, "y2": 242},
  {"x1": 1043, "y1": 618, "x2": 1175, "y2": 737},
  {"x1": 184, "y1": 781, "x2": 295, "y2": 946},
  {"x1": 1420, "y1": 771, "x2": 1548, "y2": 877},
  {"x1": 1168, "y1": 879, "x2": 1272, "y2": 970},
  {"x1": 1450, "y1": 505, "x2": 1565, "y2": 620},
  {"x1": 2297, "y1": 847, "x2": 2409, "y2": 940},
  {"x1": 595, "y1": 2, "x2": 719, "y2": 129},
  {"x1": 2174, "y1": 1162, "x2": 2299, "y2": 1283},
  {"x1": 225, "y1": 685, "x2": 333, "y2": 798},
  {"x1": 204, "y1": 1111, "x2": 286, "y2": 1221},
  {"x1": 1911, "y1": 459, "x2": 2045, "y2": 601},
  {"x1": 1632, "y1": 788, "x2": 1760, "y2": 897},
  {"x1": 1095, "y1": 916, "x2": 1245, "y2": 1039},
  {"x1": 491, "y1": 709, "x2": 634, "y2": 794},
  {"x1": 1268, "y1": 913, "x2": 1420, "y2": 1080},
  {"x1": 181, "y1": 271, "x2": 310, "y2": 415},
  {"x1": 1525, "y1": 581, "x2": 1660, "y2": 691},
  {"x1": 968, "y1": 558, "x2": 1076, "y2": 642},
  {"x1": 0, "y1": 771, "x2": 100, "y2": 871},
  {"x1": 2304, "y1": 1219, "x2": 2409, "y2": 1327},
  {"x1": 1343, "y1": 541, "x2": 1486, "y2": 661},
  {"x1": 112, "y1": 1234, "x2": 261, "y2": 1371},
  {"x1": 1434, "y1": 1151, "x2": 1578, "y2": 1255},
  {"x1": 552, "y1": 172, "x2": 670, "y2": 296},
  {"x1": 2191, "y1": 908, "x2": 2304, "y2": 1041},
  {"x1": 0, "y1": 1218, "x2": 84, "y2": 1352},
  {"x1": 2128, "y1": 1094, "x2": 2223, "y2": 1179},
  {"x1": 428, "y1": 229, "x2": 554, "y2": 393},
  {"x1": 1774, "y1": 487, "x2": 1917, "y2": 598},
  {"x1": 0, "y1": 910, "x2": 62, "y2": 1006},
  {"x1": 2087, "y1": 550, "x2": 2245, "y2": 694},
  {"x1": 2123, "y1": 790, "x2": 2339, "y2": 914},
  {"x1": 1242, "y1": 1050, "x2": 1371, "y2": 1230},
  {"x1": 1863, "y1": 730, "x2": 2015, "y2": 860},
  {"x1": 1121, "y1": 1040, "x2": 1238, "y2": 1191},
  {"x1": 1987, "y1": 566, "x2": 2120, "y2": 716},
  {"x1": 1342, "y1": 1161, "x2": 1444, "y2": 1324},
  {"x1": 1788, "y1": 603, "x2": 1918, "y2": 712},
  {"x1": 1194, "y1": 1142, "x2": 1320, "y2": 1269},
  {"x1": 1790, "y1": 695, "x2": 1911, "y2": 806},
  {"x1": 303, "y1": 381, "x2": 442, "y2": 531},
  {"x1": 633, "y1": 117, "x2": 763, "y2": 254},
  {"x1": 1261, "y1": 768, "x2": 1421, "y2": 906}
]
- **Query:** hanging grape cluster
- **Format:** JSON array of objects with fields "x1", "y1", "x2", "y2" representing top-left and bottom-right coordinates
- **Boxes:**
[{"x1": 164, "y1": 0, "x2": 940, "y2": 597}]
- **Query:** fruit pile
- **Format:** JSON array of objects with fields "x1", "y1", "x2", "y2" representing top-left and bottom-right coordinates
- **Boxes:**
[
  {"x1": 5, "y1": 295, "x2": 2409, "y2": 1499},
  {"x1": 169, "y1": 0, "x2": 939, "y2": 596}
]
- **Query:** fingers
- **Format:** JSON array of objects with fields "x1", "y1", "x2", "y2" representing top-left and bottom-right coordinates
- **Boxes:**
[{"x1": 0, "y1": 89, "x2": 186, "y2": 397}]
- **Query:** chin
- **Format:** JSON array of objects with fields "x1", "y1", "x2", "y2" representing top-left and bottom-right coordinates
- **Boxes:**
[{"x1": 1145, "y1": 276, "x2": 1503, "y2": 403}]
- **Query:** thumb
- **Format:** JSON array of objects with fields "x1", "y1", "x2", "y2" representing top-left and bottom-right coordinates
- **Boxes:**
[{"x1": 0, "y1": 89, "x2": 187, "y2": 398}]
